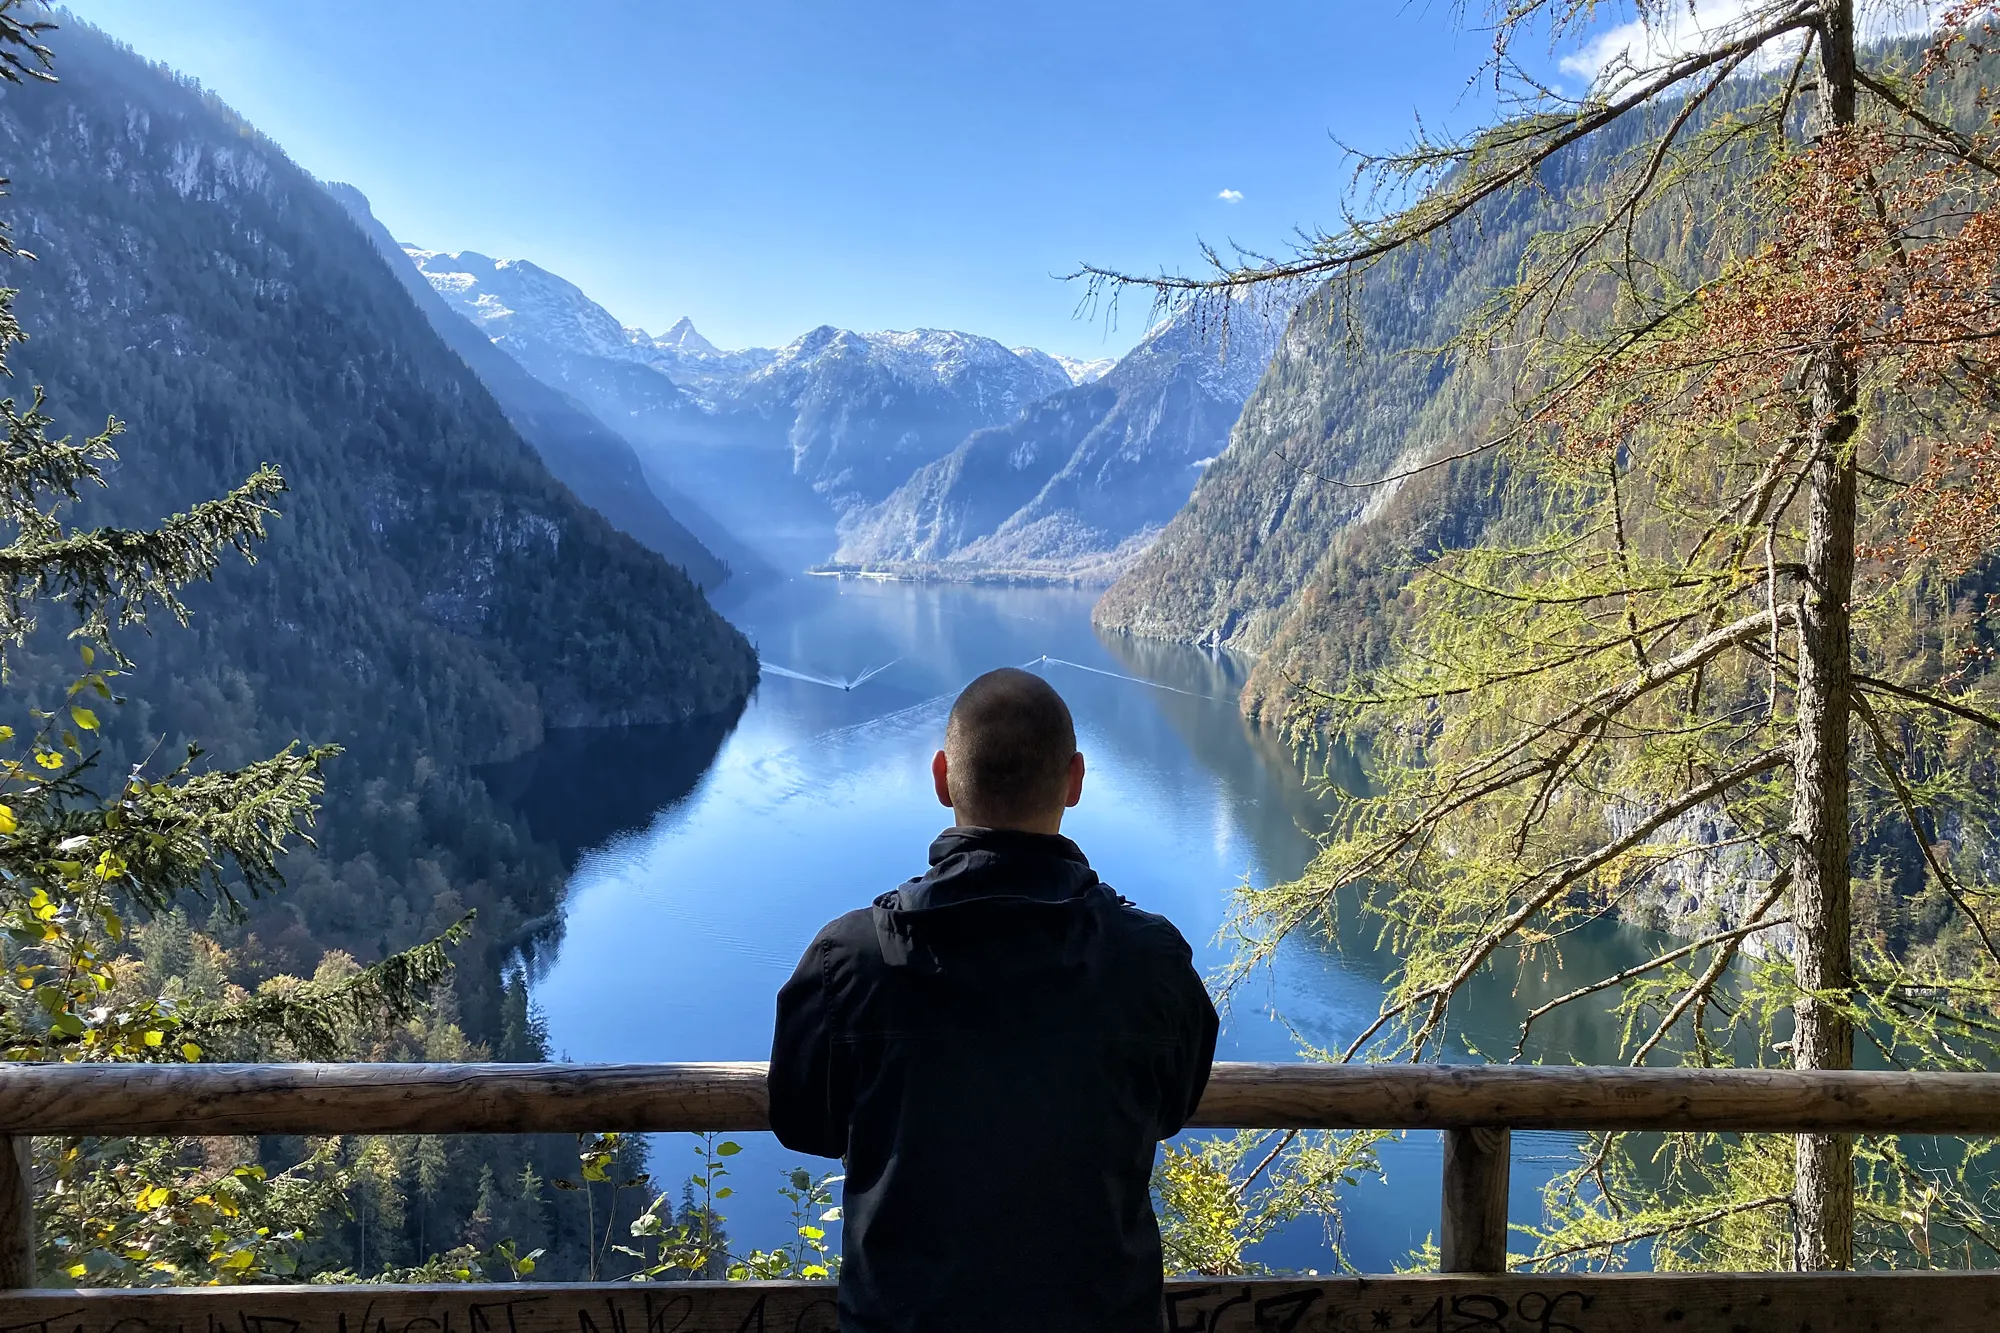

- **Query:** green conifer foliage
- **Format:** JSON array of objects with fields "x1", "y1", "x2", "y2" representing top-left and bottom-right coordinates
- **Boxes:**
[
  {"x1": 0, "y1": 9, "x2": 822, "y2": 1286},
  {"x1": 0, "y1": 5, "x2": 504, "y2": 1283}
]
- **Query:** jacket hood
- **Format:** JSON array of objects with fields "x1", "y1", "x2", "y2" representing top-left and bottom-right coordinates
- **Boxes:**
[{"x1": 871, "y1": 828, "x2": 1116, "y2": 975}]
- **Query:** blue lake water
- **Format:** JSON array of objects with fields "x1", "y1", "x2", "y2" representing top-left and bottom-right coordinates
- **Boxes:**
[{"x1": 517, "y1": 576, "x2": 1663, "y2": 1272}]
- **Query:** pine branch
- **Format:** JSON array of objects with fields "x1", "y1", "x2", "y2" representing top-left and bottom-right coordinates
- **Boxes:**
[
  {"x1": 184, "y1": 915, "x2": 474, "y2": 1060},
  {"x1": 0, "y1": 0, "x2": 51, "y2": 91},
  {"x1": 1853, "y1": 693, "x2": 2000, "y2": 970},
  {"x1": 1521, "y1": 1193, "x2": 1791, "y2": 1270},
  {"x1": 1853, "y1": 65, "x2": 2000, "y2": 181},
  {"x1": 0, "y1": 466, "x2": 287, "y2": 655},
  {"x1": 1852, "y1": 672, "x2": 2000, "y2": 733},
  {"x1": 1374, "y1": 605, "x2": 1794, "y2": 888}
]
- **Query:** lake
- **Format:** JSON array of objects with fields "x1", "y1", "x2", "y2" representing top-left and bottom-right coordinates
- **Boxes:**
[{"x1": 509, "y1": 575, "x2": 1671, "y2": 1272}]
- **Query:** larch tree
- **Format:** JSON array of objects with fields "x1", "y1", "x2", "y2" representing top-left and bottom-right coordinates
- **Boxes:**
[{"x1": 1089, "y1": 1, "x2": 2000, "y2": 1271}]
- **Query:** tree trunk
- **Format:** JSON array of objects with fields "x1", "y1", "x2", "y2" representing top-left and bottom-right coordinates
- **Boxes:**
[{"x1": 1792, "y1": 0, "x2": 1859, "y2": 1274}]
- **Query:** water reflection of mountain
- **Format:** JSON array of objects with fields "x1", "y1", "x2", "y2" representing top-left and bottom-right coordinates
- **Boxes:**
[
  {"x1": 1094, "y1": 631, "x2": 1351, "y2": 872},
  {"x1": 480, "y1": 710, "x2": 743, "y2": 867}
]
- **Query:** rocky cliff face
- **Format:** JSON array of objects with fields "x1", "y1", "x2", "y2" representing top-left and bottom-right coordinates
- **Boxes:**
[
  {"x1": 835, "y1": 303, "x2": 1285, "y2": 580},
  {"x1": 330, "y1": 186, "x2": 740, "y2": 589}
]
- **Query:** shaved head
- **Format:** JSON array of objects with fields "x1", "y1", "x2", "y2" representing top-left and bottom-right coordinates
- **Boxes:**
[{"x1": 940, "y1": 668, "x2": 1079, "y2": 828}]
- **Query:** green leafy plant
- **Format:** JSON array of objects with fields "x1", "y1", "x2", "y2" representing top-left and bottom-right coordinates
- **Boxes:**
[
  {"x1": 1153, "y1": 1129, "x2": 1386, "y2": 1276},
  {"x1": 618, "y1": 1135, "x2": 842, "y2": 1283},
  {"x1": 728, "y1": 1168, "x2": 843, "y2": 1282}
]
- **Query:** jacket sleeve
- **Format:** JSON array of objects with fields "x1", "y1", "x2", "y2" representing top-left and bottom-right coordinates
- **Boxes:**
[
  {"x1": 1160, "y1": 932, "x2": 1221, "y2": 1139},
  {"x1": 768, "y1": 929, "x2": 848, "y2": 1159}
]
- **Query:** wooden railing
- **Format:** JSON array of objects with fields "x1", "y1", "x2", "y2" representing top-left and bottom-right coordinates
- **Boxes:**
[{"x1": 4, "y1": 1061, "x2": 2000, "y2": 1331}]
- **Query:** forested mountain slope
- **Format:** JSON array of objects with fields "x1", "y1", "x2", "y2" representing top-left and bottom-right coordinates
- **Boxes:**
[
  {"x1": 1093, "y1": 115, "x2": 1659, "y2": 716},
  {"x1": 328, "y1": 183, "x2": 741, "y2": 589},
  {"x1": 1099, "y1": 58, "x2": 2000, "y2": 731},
  {"x1": 834, "y1": 303, "x2": 1283, "y2": 580},
  {"x1": 0, "y1": 25, "x2": 757, "y2": 1034}
]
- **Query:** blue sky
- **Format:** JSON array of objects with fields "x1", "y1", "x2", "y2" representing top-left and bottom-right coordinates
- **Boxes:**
[{"x1": 62, "y1": 1, "x2": 1614, "y2": 359}]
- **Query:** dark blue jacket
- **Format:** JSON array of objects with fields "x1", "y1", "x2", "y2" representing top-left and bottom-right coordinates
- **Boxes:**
[{"x1": 769, "y1": 827, "x2": 1219, "y2": 1333}]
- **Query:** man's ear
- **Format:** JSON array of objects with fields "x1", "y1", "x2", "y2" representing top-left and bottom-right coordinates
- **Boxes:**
[
  {"x1": 1064, "y1": 750, "x2": 1086, "y2": 809},
  {"x1": 932, "y1": 749, "x2": 954, "y2": 810}
]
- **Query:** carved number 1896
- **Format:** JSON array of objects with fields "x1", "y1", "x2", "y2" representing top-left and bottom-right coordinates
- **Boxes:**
[{"x1": 1409, "y1": 1291, "x2": 1587, "y2": 1333}]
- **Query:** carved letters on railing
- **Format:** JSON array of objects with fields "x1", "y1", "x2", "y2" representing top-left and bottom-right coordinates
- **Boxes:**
[{"x1": 0, "y1": 1273, "x2": 1995, "y2": 1333}]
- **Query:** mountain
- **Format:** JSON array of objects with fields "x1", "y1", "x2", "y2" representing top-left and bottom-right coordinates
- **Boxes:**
[
  {"x1": 327, "y1": 184, "x2": 739, "y2": 589},
  {"x1": 658, "y1": 315, "x2": 717, "y2": 356},
  {"x1": 1090, "y1": 153, "x2": 1582, "y2": 717},
  {"x1": 1049, "y1": 353, "x2": 1116, "y2": 385},
  {"x1": 722, "y1": 323, "x2": 1075, "y2": 500},
  {"x1": 404, "y1": 248, "x2": 1078, "y2": 568},
  {"x1": 834, "y1": 302, "x2": 1285, "y2": 581},
  {"x1": 0, "y1": 24, "x2": 757, "y2": 1034}
]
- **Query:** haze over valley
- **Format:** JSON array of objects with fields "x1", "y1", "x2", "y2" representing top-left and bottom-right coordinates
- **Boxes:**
[{"x1": 374, "y1": 223, "x2": 1283, "y2": 579}]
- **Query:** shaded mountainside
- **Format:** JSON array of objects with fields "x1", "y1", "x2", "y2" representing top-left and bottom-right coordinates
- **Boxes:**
[
  {"x1": 836, "y1": 305, "x2": 1284, "y2": 580},
  {"x1": 0, "y1": 25, "x2": 756, "y2": 1031},
  {"x1": 328, "y1": 183, "x2": 742, "y2": 590}
]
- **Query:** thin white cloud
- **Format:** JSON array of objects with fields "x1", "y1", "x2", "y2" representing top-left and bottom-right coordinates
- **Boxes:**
[
  {"x1": 1560, "y1": 1, "x2": 1941, "y2": 88},
  {"x1": 1217, "y1": 188, "x2": 1244, "y2": 203},
  {"x1": 1561, "y1": 1, "x2": 1784, "y2": 83}
]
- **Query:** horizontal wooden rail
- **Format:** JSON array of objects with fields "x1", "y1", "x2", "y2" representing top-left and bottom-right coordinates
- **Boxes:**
[
  {"x1": 3, "y1": 1273, "x2": 1998, "y2": 1333},
  {"x1": 5, "y1": 1060, "x2": 2000, "y2": 1136},
  {"x1": 6, "y1": 1063, "x2": 2000, "y2": 1320}
]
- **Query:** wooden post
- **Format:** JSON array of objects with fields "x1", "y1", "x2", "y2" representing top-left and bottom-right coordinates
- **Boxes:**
[
  {"x1": 0, "y1": 1136, "x2": 31, "y2": 1288},
  {"x1": 1441, "y1": 1125, "x2": 1509, "y2": 1273}
]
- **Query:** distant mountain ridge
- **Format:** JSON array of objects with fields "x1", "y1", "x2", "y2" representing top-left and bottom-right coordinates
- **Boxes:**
[
  {"x1": 834, "y1": 302, "x2": 1286, "y2": 580},
  {"x1": 406, "y1": 247, "x2": 1087, "y2": 567},
  {"x1": 1047, "y1": 353, "x2": 1117, "y2": 385},
  {"x1": 404, "y1": 246, "x2": 1285, "y2": 577}
]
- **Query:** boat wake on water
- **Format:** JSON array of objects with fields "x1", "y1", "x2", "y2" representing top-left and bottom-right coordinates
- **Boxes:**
[
  {"x1": 761, "y1": 658, "x2": 902, "y2": 691},
  {"x1": 741, "y1": 654, "x2": 1217, "y2": 790},
  {"x1": 1023, "y1": 655, "x2": 1216, "y2": 700},
  {"x1": 758, "y1": 643, "x2": 1210, "y2": 703}
]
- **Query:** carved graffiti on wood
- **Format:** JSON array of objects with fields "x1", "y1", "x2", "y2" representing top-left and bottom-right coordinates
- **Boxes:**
[
  {"x1": 0, "y1": 1272, "x2": 1994, "y2": 1333},
  {"x1": 1165, "y1": 1283, "x2": 1593, "y2": 1332}
]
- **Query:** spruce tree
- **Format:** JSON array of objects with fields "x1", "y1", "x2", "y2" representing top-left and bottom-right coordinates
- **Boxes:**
[{"x1": 0, "y1": 2, "x2": 465, "y2": 1282}]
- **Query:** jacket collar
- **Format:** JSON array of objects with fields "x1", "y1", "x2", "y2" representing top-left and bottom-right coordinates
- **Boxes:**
[{"x1": 888, "y1": 827, "x2": 1098, "y2": 911}]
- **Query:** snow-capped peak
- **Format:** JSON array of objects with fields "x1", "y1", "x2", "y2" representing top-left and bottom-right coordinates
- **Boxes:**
[
  {"x1": 655, "y1": 316, "x2": 719, "y2": 357},
  {"x1": 405, "y1": 246, "x2": 640, "y2": 364},
  {"x1": 404, "y1": 240, "x2": 1086, "y2": 411},
  {"x1": 1049, "y1": 354, "x2": 1117, "y2": 385}
]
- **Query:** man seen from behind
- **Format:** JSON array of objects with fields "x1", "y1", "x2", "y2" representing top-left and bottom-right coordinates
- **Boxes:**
[{"x1": 769, "y1": 667, "x2": 1219, "y2": 1333}]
